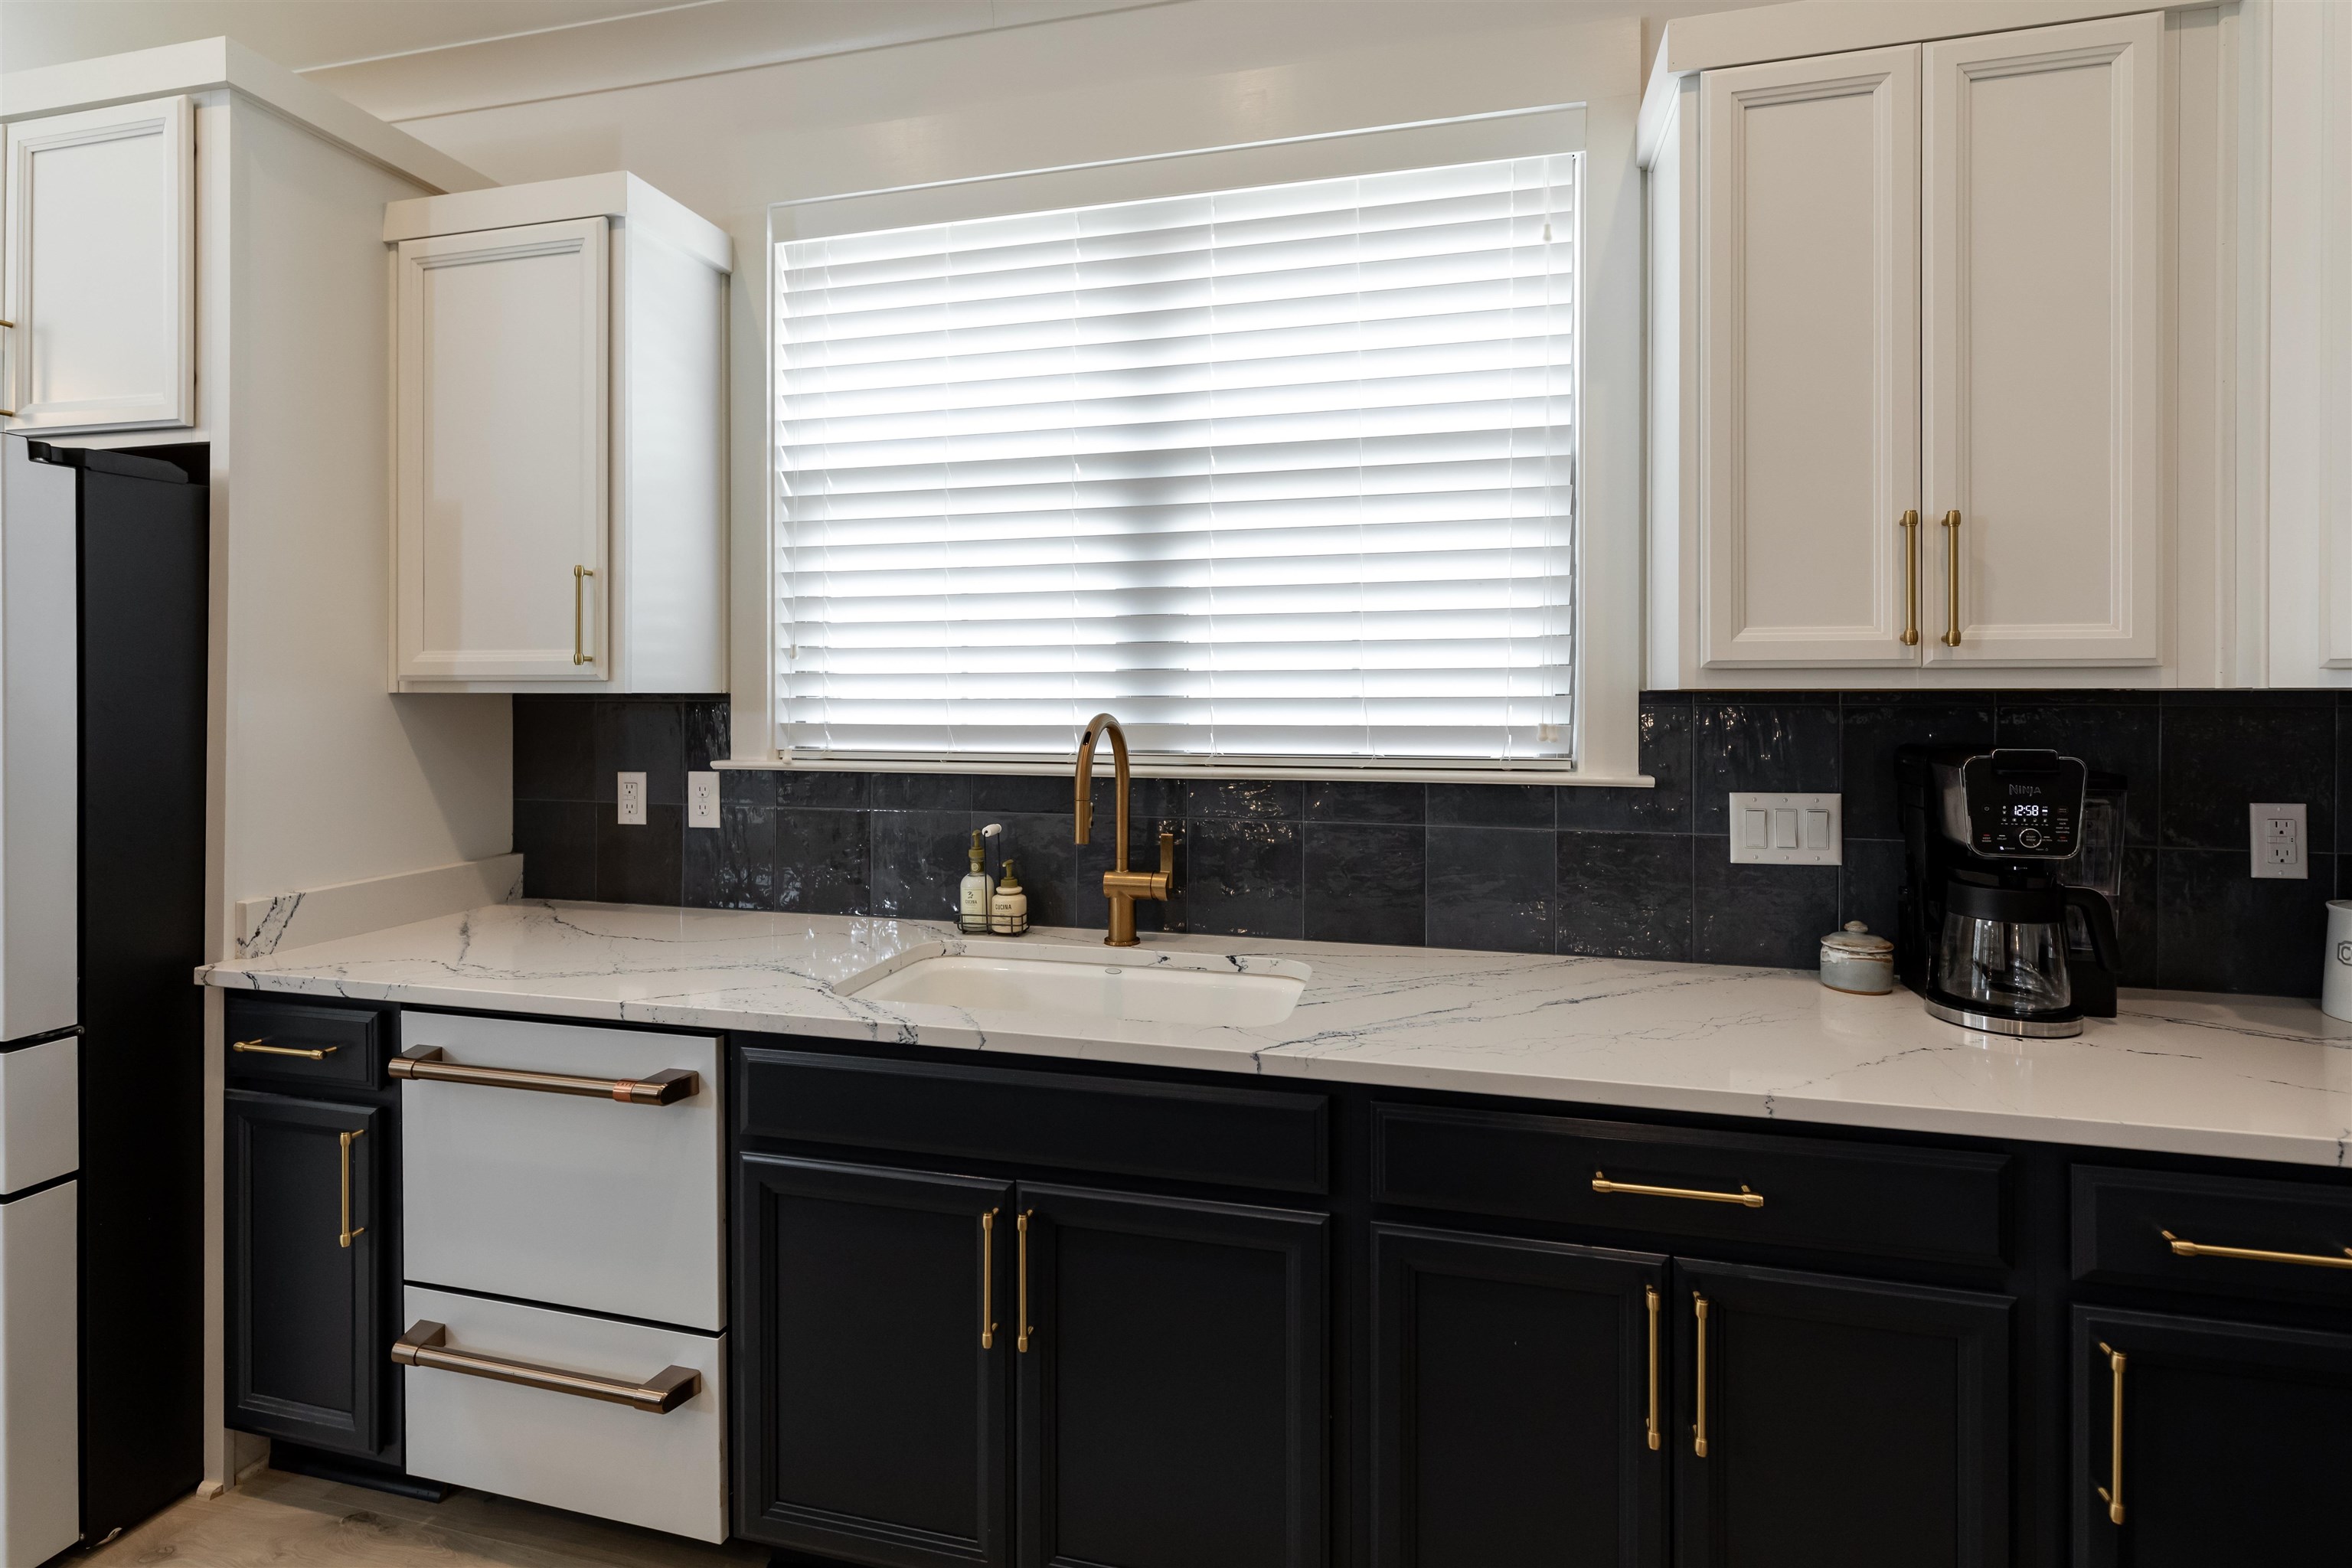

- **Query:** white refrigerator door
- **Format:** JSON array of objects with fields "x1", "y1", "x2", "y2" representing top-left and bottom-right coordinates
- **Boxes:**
[
  {"x1": 0, "y1": 1179, "x2": 77, "y2": 1566},
  {"x1": 0, "y1": 440, "x2": 78, "y2": 1044}
]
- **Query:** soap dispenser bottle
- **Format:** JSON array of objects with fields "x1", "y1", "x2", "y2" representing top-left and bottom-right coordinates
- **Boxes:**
[
  {"x1": 959, "y1": 829, "x2": 994, "y2": 934},
  {"x1": 990, "y1": 860, "x2": 1029, "y2": 936}
]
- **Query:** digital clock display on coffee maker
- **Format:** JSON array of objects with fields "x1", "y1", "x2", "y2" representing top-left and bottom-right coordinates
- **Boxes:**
[{"x1": 1962, "y1": 753, "x2": 2084, "y2": 857}]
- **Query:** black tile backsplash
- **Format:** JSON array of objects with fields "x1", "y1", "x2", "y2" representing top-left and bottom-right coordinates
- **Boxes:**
[{"x1": 513, "y1": 691, "x2": 2352, "y2": 996}]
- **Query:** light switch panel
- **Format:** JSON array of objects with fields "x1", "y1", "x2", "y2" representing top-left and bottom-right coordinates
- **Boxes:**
[
  {"x1": 2249, "y1": 802, "x2": 2308, "y2": 879},
  {"x1": 616, "y1": 772, "x2": 647, "y2": 826},
  {"x1": 1727, "y1": 792, "x2": 1841, "y2": 865},
  {"x1": 688, "y1": 771, "x2": 720, "y2": 829}
]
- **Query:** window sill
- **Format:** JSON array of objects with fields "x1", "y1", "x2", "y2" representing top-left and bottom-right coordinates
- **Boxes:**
[{"x1": 714, "y1": 756, "x2": 1655, "y2": 789}]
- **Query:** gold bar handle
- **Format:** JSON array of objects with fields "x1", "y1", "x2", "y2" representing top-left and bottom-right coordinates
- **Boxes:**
[
  {"x1": 2096, "y1": 1341, "x2": 2125, "y2": 1525},
  {"x1": 573, "y1": 564, "x2": 596, "y2": 665},
  {"x1": 234, "y1": 1038, "x2": 336, "y2": 1061},
  {"x1": 338, "y1": 1128, "x2": 365, "y2": 1249},
  {"x1": 2162, "y1": 1230, "x2": 2352, "y2": 1270},
  {"x1": 391, "y1": 1045, "x2": 697, "y2": 1106},
  {"x1": 981, "y1": 1209, "x2": 999, "y2": 1351},
  {"x1": 0, "y1": 318, "x2": 13, "y2": 418},
  {"x1": 1644, "y1": 1285, "x2": 1661, "y2": 1452},
  {"x1": 1016, "y1": 1210, "x2": 1034, "y2": 1354},
  {"x1": 1899, "y1": 509, "x2": 1921, "y2": 646},
  {"x1": 1692, "y1": 1292, "x2": 1711, "y2": 1458},
  {"x1": 1940, "y1": 509, "x2": 1962, "y2": 647},
  {"x1": 1594, "y1": 1171, "x2": 1763, "y2": 1208},
  {"x1": 393, "y1": 1321, "x2": 699, "y2": 1414}
]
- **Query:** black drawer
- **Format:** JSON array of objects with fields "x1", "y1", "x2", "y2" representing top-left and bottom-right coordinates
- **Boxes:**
[
  {"x1": 1374, "y1": 1103, "x2": 2008, "y2": 1269},
  {"x1": 737, "y1": 1047, "x2": 1328, "y2": 1194},
  {"x1": 2073, "y1": 1165, "x2": 2352, "y2": 1305},
  {"x1": 224, "y1": 997, "x2": 382, "y2": 1090}
]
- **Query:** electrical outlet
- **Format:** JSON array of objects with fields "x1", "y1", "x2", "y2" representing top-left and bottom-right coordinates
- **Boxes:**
[
  {"x1": 1727, "y1": 792, "x2": 1842, "y2": 865},
  {"x1": 617, "y1": 771, "x2": 647, "y2": 826},
  {"x1": 688, "y1": 770, "x2": 720, "y2": 829},
  {"x1": 2250, "y1": 802, "x2": 2308, "y2": 879}
]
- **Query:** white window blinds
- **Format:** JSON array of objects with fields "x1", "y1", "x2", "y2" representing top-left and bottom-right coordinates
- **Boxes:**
[{"x1": 775, "y1": 152, "x2": 1577, "y2": 767}]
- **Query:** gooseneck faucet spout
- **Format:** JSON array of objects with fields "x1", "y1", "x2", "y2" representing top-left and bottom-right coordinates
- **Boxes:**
[{"x1": 1074, "y1": 713, "x2": 1175, "y2": 947}]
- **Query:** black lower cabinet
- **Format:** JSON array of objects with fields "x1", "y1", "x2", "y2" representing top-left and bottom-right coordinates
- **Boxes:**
[
  {"x1": 1017, "y1": 1184, "x2": 1326, "y2": 1568},
  {"x1": 1370, "y1": 1224, "x2": 1666, "y2": 1568},
  {"x1": 224, "y1": 1089, "x2": 388, "y2": 1459},
  {"x1": 2071, "y1": 1305, "x2": 2352, "y2": 1566},
  {"x1": 1671, "y1": 1260, "x2": 2012, "y2": 1568},
  {"x1": 736, "y1": 1154, "x2": 1014, "y2": 1568}
]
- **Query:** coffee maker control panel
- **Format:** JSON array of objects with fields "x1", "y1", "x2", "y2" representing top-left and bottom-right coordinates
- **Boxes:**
[{"x1": 1959, "y1": 751, "x2": 2086, "y2": 860}]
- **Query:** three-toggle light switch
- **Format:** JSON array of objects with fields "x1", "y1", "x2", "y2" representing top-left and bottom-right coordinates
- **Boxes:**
[{"x1": 1727, "y1": 792, "x2": 1843, "y2": 865}]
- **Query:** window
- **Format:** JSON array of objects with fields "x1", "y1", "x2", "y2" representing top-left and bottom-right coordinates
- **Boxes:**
[{"x1": 774, "y1": 151, "x2": 1579, "y2": 773}]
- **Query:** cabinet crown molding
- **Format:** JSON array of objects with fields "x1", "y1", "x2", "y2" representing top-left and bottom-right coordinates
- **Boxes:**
[{"x1": 383, "y1": 172, "x2": 733, "y2": 274}]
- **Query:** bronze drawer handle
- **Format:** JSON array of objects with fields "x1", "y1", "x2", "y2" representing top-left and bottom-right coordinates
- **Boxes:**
[
  {"x1": 338, "y1": 1129, "x2": 365, "y2": 1249},
  {"x1": 1644, "y1": 1285, "x2": 1661, "y2": 1452},
  {"x1": 2161, "y1": 1230, "x2": 2352, "y2": 1270},
  {"x1": 1692, "y1": 1292, "x2": 1711, "y2": 1458},
  {"x1": 391, "y1": 1046, "x2": 697, "y2": 1105},
  {"x1": 981, "y1": 1209, "x2": 999, "y2": 1351},
  {"x1": 1593, "y1": 1171, "x2": 1763, "y2": 1208},
  {"x1": 234, "y1": 1038, "x2": 335, "y2": 1060},
  {"x1": 392, "y1": 1321, "x2": 697, "y2": 1413},
  {"x1": 1016, "y1": 1210, "x2": 1034, "y2": 1354},
  {"x1": 2096, "y1": 1341, "x2": 2125, "y2": 1525}
]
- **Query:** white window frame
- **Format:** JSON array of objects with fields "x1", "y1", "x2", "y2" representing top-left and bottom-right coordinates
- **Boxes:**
[{"x1": 733, "y1": 103, "x2": 1648, "y2": 786}]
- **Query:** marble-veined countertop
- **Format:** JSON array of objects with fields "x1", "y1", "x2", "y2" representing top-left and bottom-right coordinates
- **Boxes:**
[{"x1": 199, "y1": 900, "x2": 2352, "y2": 1168}]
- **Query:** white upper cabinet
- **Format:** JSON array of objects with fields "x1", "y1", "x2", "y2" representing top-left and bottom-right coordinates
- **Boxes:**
[
  {"x1": 2, "y1": 96, "x2": 194, "y2": 433},
  {"x1": 387, "y1": 175, "x2": 729, "y2": 694},
  {"x1": 1922, "y1": 12, "x2": 2162, "y2": 666},
  {"x1": 396, "y1": 218, "x2": 610, "y2": 684},
  {"x1": 1700, "y1": 46, "x2": 1919, "y2": 668}
]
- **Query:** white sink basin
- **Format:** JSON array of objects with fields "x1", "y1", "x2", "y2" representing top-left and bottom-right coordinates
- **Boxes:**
[{"x1": 843, "y1": 943, "x2": 1309, "y2": 1026}]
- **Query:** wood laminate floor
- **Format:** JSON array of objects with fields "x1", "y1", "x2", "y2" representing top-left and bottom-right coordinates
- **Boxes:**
[{"x1": 81, "y1": 1468, "x2": 770, "y2": 1568}]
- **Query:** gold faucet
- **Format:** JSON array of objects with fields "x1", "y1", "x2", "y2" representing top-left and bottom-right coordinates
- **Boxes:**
[{"x1": 1073, "y1": 713, "x2": 1174, "y2": 948}]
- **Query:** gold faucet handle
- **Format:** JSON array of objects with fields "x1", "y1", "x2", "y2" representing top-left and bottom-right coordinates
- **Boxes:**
[{"x1": 1158, "y1": 830, "x2": 1177, "y2": 880}]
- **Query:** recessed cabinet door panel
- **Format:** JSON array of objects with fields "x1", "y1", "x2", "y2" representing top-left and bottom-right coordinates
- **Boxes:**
[
  {"x1": 2, "y1": 96, "x2": 194, "y2": 433},
  {"x1": 734, "y1": 1155, "x2": 1013, "y2": 1568},
  {"x1": 1371, "y1": 1225, "x2": 1666, "y2": 1568},
  {"x1": 1700, "y1": 47, "x2": 1920, "y2": 668},
  {"x1": 1923, "y1": 14, "x2": 2161, "y2": 665},
  {"x1": 2072, "y1": 1306, "x2": 2352, "y2": 1566},
  {"x1": 396, "y1": 217, "x2": 608, "y2": 681},
  {"x1": 1672, "y1": 1259, "x2": 2010, "y2": 1568},
  {"x1": 1018, "y1": 1184, "x2": 1325, "y2": 1568},
  {"x1": 224, "y1": 1090, "x2": 385, "y2": 1459}
]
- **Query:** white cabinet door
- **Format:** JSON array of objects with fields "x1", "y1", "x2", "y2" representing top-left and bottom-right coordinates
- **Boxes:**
[
  {"x1": 1700, "y1": 47, "x2": 1920, "y2": 668},
  {"x1": 2, "y1": 96, "x2": 194, "y2": 433},
  {"x1": 1922, "y1": 13, "x2": 2161, "y2": 665},
  {"x1": 396, "y1": 217, "x2": 609, "y2": 682}
]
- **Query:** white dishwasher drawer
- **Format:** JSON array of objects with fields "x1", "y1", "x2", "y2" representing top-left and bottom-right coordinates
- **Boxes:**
[
  {"x1": 400, "y1": 1285, "x2": 724, "y2": 1541},
  {"x1": 399, "y1": 1012, "x2": 721, "y2": 1329}
]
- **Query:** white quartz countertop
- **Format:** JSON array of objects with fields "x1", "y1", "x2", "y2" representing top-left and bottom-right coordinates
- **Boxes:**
[{"x1": 200, "y1": 900, "x2": 2352, "y2": 1168}]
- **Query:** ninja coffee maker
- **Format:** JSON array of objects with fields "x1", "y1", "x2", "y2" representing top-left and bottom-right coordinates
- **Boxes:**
[{"x1": 1896, "y1": 746, "x2": 2123, "y2": 1037}]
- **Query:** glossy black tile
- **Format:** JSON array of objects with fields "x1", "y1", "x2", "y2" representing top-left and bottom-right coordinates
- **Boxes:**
[
  {"x1": 2158, "y1": 847, "x2": 2332, "y2": 996},
  {"x1": 774, "y1": 770, "x2": 873, "y2": 811},
  {"x1": 1557, "y1": 698, "x2": 1694, "y2": 832},
  {"x1": 1841, "y1": 700, "x2": 1995, "y2": 840},
  {"x1": 869, "y1": 810, "x2": 971, "y2": 921},
  {"x1": 514, "y1": 800, "x2": 596, "y2": 900},
  {"x1": 1691, "y1": 701, "x2": 1840, "y2": 834},
  {"x1": 685, "y1": 805, "x2": 776, "y2": 912},
  {"x1": 593, "y1": 701, "x2": 686, "y2": 805},
  {"x1": 2113, "y1": 845, "x2": 2161, "y2": 988},
  {"x1": 1182, "y1": 818, "x2": 1302, "y2": 938},
  {"x1": 513, "y1": 697, "x2": 593, "y2": 802},
  {"x1": 1836, "y1": 838, "x2": 1903, "y2": 949},
  {"x1": 682, "y1": 701, "x2": 730, "y2": 774},
  {"x1": 1426, "y1": 826, "x2": 1552, "y2": 953},
  {"x1": 1996, "y1": 701, "x2": 2161, "y2": 845},
  {"x1": 1428, "y1": 782, "x2": 1553, "y2": 830},
  {"x1": 1691, "y1": 842, "x2": 1838, "y2": 969},
  {"x1": 874, "y1": 773, "x2": 972, "y2": 813},
  {"x1": 1305, "y1": 780, "x2": 1426, "y2": 825},
  {"x1": 721, "y1": 767, "x2": 778, "y2": 810},
  {"x1": 1185, "y1": 779, "x2": 1303, "y2": 821},
  {"x1": 1555, "y1": 831, "x2": 1689, "y2": 961},
  {"x1": 596, "y1": 805, "x2": 683, "y2": 905},
  {"x1": 973, "y1": 773, "x2": 1074, "y2": 816},
  {"x1": 775, "y1": 808, "x2": 868, "y2": 916},
  {"x1": 2160, "y1": 701, "x2": 2334, "y2": 852},
  {"x1": 1303, "y1": 824, "x2": 1425, "y2": 946}
]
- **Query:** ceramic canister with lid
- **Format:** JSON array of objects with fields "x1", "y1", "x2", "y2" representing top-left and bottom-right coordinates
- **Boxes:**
[{"x1": 1820, "y1": 921, "x2": 1894, "y2": 995}]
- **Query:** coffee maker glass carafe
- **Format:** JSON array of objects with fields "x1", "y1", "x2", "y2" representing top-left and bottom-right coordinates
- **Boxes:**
[{"x1": 1934, "y1": 884, "x2": 2073, "y2": 1018}]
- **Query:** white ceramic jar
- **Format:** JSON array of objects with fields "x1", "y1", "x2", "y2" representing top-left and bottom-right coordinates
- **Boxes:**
[{"x1": 1820, "y1": 921, "x2": 1895, "y2": 995}]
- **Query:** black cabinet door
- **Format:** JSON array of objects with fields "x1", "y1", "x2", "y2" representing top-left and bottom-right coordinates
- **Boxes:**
[
  {"x1": 2072, "y1": 1305, "x2": 2352, "y2": 1566},
  {"x1": 1672, "y1": 1259, "x2": 2011, "y2": 1568},
  {"x1": 1370, "y1": 1223, "x2": 1667, "y2": 1568},
  {"x1": 735, "y1": 1153, "x2": 1014, "y2": 1568},
  {"x1": 1016, "y1": 1183, "x2": 1326, "y2": 1568},
  {"x1": 224, "y1": 1090, "x2": 385, "y2": 1458}
]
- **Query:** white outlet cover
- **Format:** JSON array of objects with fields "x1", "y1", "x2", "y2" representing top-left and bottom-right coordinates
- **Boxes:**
[
  {"x1": 1727, "y1": 792, "x2": 1842, "y2": 865},
  {"x1": 688, "y1": 771, "x2": 720, "y2": 829},
  {"x1": 2249, "y1": 802, "x2": 2308, "y2": 880},
  {"x1": 616, "y1": 771, "x2": 647, "y2": 826}
]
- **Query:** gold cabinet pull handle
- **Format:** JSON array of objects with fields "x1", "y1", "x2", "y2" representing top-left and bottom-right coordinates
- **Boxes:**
[
  {"x1": 1593, "y1": 1171, "x2": 1763, "y2": 1208},
  {"x1": 2161, "y1": 1230, "x2": 2352, "y2": 1269},
  {"x1": 573, "y1": 564, "x2": 596, "y2": 665},
  {"x1": 1644, "y1": 1285, "x2": 1661, "y2": 1452},
  {"x1": 0, "y1": 318, "x2": 14, "y2": 417},
  {"x1": 1015, "y1": 1210, "x2": 1034, "y2": 1354},
  {"x1": 393, "y1": 1320, "x2": 699, "y2": 1414},
  {"x1": 1692, "y1": 1292, "x2": 1711, "y2": 1458},
  {"x1": 234, "y1": 1038, "x2": 336, "y2": 1061},
  {"x1": 338, "y1": 1128, "x2": 366, "y2": 1249},
  {"x1": 1899, "y1": 509, "x2": 1922, "y2": 646},
  {"x1": 1939, "y1": 509, "x2": 1962, "y2": 647},
  {"x1": 2096, "y1": 1341, "x2": 2125, "y2": 1525},
  {"x1": 391, "y1": 1045, "x2": 696, "y2": 1105},
  {"x1": 981, "y1": 1209, "x2": 999, "y2": 1350}
]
